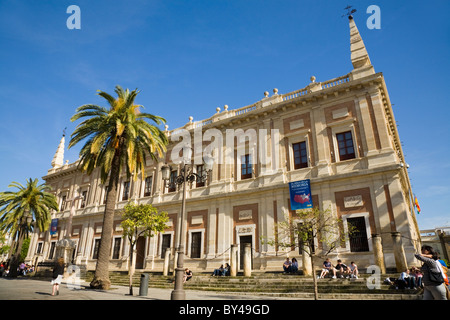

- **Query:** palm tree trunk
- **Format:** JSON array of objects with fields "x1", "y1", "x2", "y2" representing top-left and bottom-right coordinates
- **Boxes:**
[
  {"x1": 8, "y1": 229, "x2": 25, "y2": 278},
  {"x1": 90, "y1": 153, "x2": 121, "y2": 290}
]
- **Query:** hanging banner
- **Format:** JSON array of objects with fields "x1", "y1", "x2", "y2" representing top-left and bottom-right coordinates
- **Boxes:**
[
  {"x1": 289, "y1": 179, "x2": 313, "y2": 210},
  {"x1": 50, "y1": 218, "x2": 58, "y2": 235}
]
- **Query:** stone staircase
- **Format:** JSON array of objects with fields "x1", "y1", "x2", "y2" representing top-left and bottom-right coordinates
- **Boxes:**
[{"x1": 82, "y1": 270, "x2": 423, "y2": 300}]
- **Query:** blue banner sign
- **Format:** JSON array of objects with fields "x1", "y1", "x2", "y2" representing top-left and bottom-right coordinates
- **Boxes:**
[
  {"x1": 50, "y1": 218, "x2": 58, "y2": 235},
  {"x1": 289, "y1": 179, "x2": 313, "y2": 210}
]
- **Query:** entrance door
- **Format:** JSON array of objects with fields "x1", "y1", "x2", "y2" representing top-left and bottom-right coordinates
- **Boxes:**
[
  {"x1": 347, "y1": 217, "x2": 369, "y2": 252},
  {"x1": 161, "y1": 234, "x2": 171, "y2": 258},
  {"x1": 135, "y1": 236, "x2": 146, "y2": 269},
  {"x1": 191, "y1": 232, "x2": 202, "y2": 258},
  {"x1": 239, "y1": 235, "x2": 253, "y2": 270}
]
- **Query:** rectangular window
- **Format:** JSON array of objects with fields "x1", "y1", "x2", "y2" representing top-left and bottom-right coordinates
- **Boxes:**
[
  {"x1": 336, "y1": 131, "x2": 356, "y2": 161},
  {"x1": 144, "y1": 176, "x2": 153, "y2": 197},
  {"x1": 168, "y1": 170, "x2": 177, "y2": 193},
  {"x1": 347, "y1": 217, "x2": 369, "y2": 252},
  {"x1": 49, "y1": 242, "x2": 56, "y2": 260},
  {"x1": 196, "y1": 165, "x2": 205, "y2": 188},
  {"x1": 112, "y1": 238, "x2": 121, "y2": 259},
  {"x1": 80, "y1": 190, "x2": 87, "y2": 208},
  {"x1": 190, "y1": 232, "x2": 202, "y2": 258},
  {"x1": 122, "y1": 181, "x2": 130, "y2": 201},
  {"x1": 241, "y1": 154, "x2": 252, "y2": 180},
  {"x1": 36, "y1": 242, "x2": 43, "y2": 254},
  {"x1": 60, "y1": 195, "x2": 67, "y2": 211},
  {"x1": 293, "y1": 141, "x2": 308, "y2": 169},
  {"x1": 92, "y1": 239, "x2": 101, "y2": 259}
]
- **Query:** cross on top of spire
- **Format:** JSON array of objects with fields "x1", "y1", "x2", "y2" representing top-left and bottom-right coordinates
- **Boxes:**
[{"x1": 342, "y1": 5, "x2": 357, "y2": 19}]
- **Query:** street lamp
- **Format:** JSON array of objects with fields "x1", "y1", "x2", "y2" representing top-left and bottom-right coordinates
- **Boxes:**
[{"x1": 161, "y1": 148, "x2": 213, "y2": 300}]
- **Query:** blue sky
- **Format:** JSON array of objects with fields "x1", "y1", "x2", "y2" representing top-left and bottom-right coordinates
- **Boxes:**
[{"x1": 0, "y1": 0, "x2": 448, "y2": 230}]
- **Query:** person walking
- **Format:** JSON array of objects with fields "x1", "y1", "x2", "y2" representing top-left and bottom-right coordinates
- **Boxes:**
[
  {"x1": 51, "y1": 258, "x2": 65, "y2": 296},
  {"x1": 414, "y1": 245, "x2": 447, "y2": 300}
]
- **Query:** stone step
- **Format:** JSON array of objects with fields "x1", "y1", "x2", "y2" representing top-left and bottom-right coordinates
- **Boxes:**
[{"x1": 82, "y1": 270, "x2": 422, "y2": 299}]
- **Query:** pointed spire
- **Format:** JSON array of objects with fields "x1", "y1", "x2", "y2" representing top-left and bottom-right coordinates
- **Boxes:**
[
  {"x1": 349, "y1": 15, "x2": 375, "y2": 79},
  {"x1": 51, "y1": 132, "x2": 65, "y2": 168}
]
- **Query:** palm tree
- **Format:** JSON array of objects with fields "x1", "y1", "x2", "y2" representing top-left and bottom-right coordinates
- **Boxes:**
[
  {"x1": 0, "y1": 178, "x2": 58, "y2": 277},
  {"x1": 69, "y1": 85, "x2": 168, "y2": 289}
]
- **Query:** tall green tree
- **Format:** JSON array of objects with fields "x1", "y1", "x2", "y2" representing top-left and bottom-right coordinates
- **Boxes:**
[
  {"x1": 0, "y1": 178, "x2": 58, "y2": 277},
  {"x1": 69, "y1": 85, "x2": 168, "y2": 289},
  {"x1": 121, "y1": 203, "x2": 168, "y2": 295}
]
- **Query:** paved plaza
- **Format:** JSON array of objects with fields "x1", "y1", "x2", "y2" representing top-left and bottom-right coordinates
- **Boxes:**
[
  {"x1": 0, "y1": 277, "x2": 292, "y2": 300},
  {"x1": 0, "y1": 277, "x2": 418, "y2": 319}
]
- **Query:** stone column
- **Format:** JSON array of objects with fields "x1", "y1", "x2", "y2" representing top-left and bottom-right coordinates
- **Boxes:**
[
  {"x1": 172, "y1": 250, "x2": 178, "y2": 276},
  {"x1": 371, "y1": 234, "x2": 386, "y2": 274},
  {"x1": 243, "y1": 243, "x2": 252, "y2": 277},
  {"x1": 163, "y1": 250, "x2": 171, "y2": 276},
  {"x1": 230, "y1": 244, "x2": 238, "y2": 277},
  {"x1": 391, "y1": 232, "x2": 407, "y2": 272}
]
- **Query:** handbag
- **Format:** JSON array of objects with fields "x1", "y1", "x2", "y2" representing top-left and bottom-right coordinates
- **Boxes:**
[{"x1": 429, "y1": 261, "x2": 445, "y2": 284}]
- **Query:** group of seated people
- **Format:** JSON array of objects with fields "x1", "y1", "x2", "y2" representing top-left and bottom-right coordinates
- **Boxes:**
[
  {"x1": 283, "y1": 257, "x2": 299, "y2": 274},
  {"x1": 384, "y1": 266, "x2": 423, "y2": 289},
  {"x1": 212, "y1": 263, "x2": 231, "y2": 276},
  {"x1": 319, "y1": 258, "x2": 359, "y2": 279},
  {"x1": 281, "y1": 257, "x2": 358, "y2": 278}
]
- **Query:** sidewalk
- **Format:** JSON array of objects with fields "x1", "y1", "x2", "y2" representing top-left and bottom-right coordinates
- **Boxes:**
[{"x1": 0, "y1": 277, "x2": 293, "y2": 300}]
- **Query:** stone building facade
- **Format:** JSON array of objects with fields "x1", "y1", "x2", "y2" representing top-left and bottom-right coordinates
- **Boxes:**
[{"x1": 26, "y1": 17, "x2": 421, "y2": 273}]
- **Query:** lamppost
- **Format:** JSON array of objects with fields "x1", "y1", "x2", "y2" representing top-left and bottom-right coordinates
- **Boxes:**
[
  {"x1": 161, "y1": 147, "x2": 213, "y2": 300},
  {"x1": 9, "y1": 211, "x2": 33, "y2": 278}
]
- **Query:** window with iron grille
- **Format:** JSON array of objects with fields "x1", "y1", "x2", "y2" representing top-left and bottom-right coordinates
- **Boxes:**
[{"x1": 347, "y1": 217, "x2": 369, "y2": 252}]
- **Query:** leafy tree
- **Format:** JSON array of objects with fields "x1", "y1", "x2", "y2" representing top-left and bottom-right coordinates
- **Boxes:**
[
  {"x1": 69, "y1": 86, "x2": 168, "y2": 289},
  {"x1": 121, "y1": 203, "x2": 169, "y2": 295},
  {"x1": 0, "y1": 178, "x2": 58, "y2": 277},
  {"x1": 262, "y1": 207, "x2": 354, "y2": 300}
]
